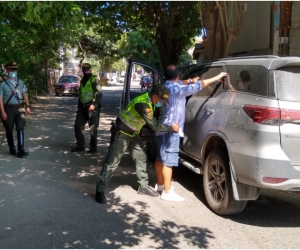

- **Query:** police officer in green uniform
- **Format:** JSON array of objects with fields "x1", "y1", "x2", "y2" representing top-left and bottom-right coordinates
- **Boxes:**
[
  {"x1": 0, "y1": 62, "x2": 31, "y2": 158},
  {"x1": 95, "y1": 85, "x2": 179, "y2": 204},
  {"x1": 71, "y1": 63, "x2": 102, "y2": 153}
]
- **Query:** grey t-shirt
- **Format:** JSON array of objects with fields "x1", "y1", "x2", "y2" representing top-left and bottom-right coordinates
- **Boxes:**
[{"x1": 0, "y1": 77, "x2": 27, "y2": 105}]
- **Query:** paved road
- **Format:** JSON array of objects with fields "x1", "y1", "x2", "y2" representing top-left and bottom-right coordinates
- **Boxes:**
[{"x1": 1, "y1": 83, "x2": 300, "y2": 248}]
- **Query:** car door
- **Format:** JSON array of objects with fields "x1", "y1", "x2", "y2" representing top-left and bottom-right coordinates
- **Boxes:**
[
  {"x1": 181, "y1": 65, "x2": 227, "y2": 159},
  {"x1": 120, "y1": 59, "x2": 164, "y2": 141}
]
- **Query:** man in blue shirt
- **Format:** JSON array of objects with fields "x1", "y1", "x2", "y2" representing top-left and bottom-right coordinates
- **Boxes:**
[{"x1": 154, "y1": 65, "x2": 227, "y2": 202}]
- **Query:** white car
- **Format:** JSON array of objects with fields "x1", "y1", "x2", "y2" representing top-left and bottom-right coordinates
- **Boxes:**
[{"x1": 118, "y1": 74, "x2": 125, "y2": 83}]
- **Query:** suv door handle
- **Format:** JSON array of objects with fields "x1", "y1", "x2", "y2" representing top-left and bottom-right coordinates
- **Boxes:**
[{"x1": 205, "y1": 108, "x2": 214, "y2": 114}]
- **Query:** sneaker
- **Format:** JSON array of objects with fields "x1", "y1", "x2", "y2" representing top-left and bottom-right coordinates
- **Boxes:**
[
  {"x1": 137, "y1": 186, "x2": 159, "y2": 197},
  {"x1": 154, "y1": 184, "x2": 175, "y2": 192},
  {"x1": 71, "y1": 145, "x2": 85, "y2": 152},
  {"x1": 161, "y1": 189, "x2": 185, "y2": 202}
]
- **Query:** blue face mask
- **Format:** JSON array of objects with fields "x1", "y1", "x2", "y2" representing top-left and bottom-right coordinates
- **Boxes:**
[
  {"x1": 9, "y1": 72, "x2": 17, "y2": 78},
  {"x1": 154, "y1": 101, "x2": 163, "y2": 108}
]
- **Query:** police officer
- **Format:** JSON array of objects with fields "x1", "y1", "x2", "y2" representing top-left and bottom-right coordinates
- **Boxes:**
[
  {"x1": 71, "y1": 63, "x2": 102, "y2": 153},
  {"x1": 0, "y1": 62, "x2": 31, "y2": 158},
  {"x1": 95, "y1": 85, "x2": 179, "y2": 204}
]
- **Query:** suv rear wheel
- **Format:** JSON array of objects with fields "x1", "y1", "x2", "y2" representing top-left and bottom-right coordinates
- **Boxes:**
[{"x1": 203, "y1": 148, "x2": 247, "y2": 215}]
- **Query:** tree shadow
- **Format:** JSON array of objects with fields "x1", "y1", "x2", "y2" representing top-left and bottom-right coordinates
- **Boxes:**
[
  {"x1": 173, "y1": 165, "x2": 300, "y2": 227},
  {"x1": 0, "y1": 93, "x2": 214, "y2": 248}
]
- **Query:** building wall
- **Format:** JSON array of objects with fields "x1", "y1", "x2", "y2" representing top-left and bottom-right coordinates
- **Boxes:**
[
  {"x1": 290, "y1": 1, "x2": 300, "y2": 56},
  {"x1": 229, "y1": 1, "x2": 272, "y2": 55}
]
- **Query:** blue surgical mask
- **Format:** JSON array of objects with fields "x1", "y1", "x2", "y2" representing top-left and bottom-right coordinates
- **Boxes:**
[
  {"x1": 9, "y1": 72, "x2": 17, "y2": 78},
  {"x1": 154, "y1": 101, "x2": 162, "y2": 108}
]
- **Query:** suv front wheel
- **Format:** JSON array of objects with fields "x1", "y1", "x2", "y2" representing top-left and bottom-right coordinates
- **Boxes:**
[{"x1": 203, "y1": 148, "x2": 247, "y2": 215}]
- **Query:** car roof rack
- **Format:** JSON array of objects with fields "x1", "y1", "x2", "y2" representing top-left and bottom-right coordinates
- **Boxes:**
[{"x1": 205, "y1": 55, "x2": 280, "y2": 63}]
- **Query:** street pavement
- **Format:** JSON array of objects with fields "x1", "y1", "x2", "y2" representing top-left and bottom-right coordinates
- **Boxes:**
[{"x1": 1, "y1": 82, "x2": 300, "y2": 248}]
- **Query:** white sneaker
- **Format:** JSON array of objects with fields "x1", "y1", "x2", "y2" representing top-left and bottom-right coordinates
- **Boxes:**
[
  {"x1": 154, "y1": 184, "x2": 175, "y2": 192},
  {"x1": 161, "y1": 189, "x2": 185, "y2": 202}
]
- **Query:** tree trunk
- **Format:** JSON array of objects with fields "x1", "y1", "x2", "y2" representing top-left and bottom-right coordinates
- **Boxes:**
[{"x1": 202, "y1": 1, "x2": 244, "y2": 62}]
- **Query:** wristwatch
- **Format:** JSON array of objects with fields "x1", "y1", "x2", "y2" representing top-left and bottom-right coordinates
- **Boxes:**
[{"x1": 26, "y1": 105, "x2": 31, "y2": 108}]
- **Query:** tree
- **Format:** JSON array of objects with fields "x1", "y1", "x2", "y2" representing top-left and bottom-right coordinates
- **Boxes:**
[
  {"x1": 82, "y1": 1, "x2": 201, "y2": 69},
  {"x1": 117, "y1": 31, "x2": 162, "y2": 70},
  {"x1": 201, "y1": 1, "x2": 245, "y2": 61}
]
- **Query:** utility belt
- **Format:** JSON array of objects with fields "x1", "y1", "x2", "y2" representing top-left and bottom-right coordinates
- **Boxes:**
[
  {"x1": 4, "y1": 104, "x2": 23, "y2": 109},
  {"x1": 110, "y1": 118, "x2": 136, "y2": 141}
]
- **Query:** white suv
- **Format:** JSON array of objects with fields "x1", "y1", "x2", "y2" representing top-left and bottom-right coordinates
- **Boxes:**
[{"x1": 122, "y1": 57, "x2": 300, "y2": 215}]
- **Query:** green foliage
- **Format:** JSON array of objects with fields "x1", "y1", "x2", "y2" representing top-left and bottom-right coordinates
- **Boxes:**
[
  {"x1": 118, "y1": 32, "x2": 162, "y2": 71},
  {"x1": 0, "y1": 1, "x2": 201, "y2": 100}
]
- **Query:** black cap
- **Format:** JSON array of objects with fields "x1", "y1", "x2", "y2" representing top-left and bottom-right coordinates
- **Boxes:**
[
  {"x1": 5, "y1": 61, "x2": 18, "y2": 70},
  {"x1": 150, "y1": 85, "x2": 170, "y2": 105},
  {"x1": 82, "y1": 63, "x2": 91, "y2": 71}
]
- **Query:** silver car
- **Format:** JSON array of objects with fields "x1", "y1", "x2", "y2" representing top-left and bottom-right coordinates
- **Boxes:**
[{"x1": 122, "y1": 57, "x2": 300, "y2": 215}]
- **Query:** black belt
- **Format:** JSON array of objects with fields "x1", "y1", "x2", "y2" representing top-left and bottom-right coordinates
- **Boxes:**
[{"x1": 4, "y1": 104, "x2": 23, "y2": 109}]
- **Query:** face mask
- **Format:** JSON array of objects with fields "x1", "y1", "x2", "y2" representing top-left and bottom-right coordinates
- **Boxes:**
[
  {"x1": 9, "y1": 72, "x2": 17, "y2": 78},
  {"x1": 154, "y1": 101, "x2": 162, "y2": 108}
]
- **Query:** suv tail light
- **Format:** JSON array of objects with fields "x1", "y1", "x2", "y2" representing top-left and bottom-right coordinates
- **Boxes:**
[{"x1": 243, "y1": 105, "x2": 300, "y2": 124}]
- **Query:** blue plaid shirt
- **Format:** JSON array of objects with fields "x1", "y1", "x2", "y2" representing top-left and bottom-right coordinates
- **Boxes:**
[{"x1": 156, "y1": 80, "x2": 202, "y2": 137}]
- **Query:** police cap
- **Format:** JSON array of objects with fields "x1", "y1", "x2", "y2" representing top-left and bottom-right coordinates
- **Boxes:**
[
  {"x1": 5, "y1": 61, "x2": 18, "y2": 70},
  {"x1": 150, "y1": 85, "x2": 170, "y2": 105},
  {"x1": 82, "y1": 63, "x2": 91, "y2": 71}
]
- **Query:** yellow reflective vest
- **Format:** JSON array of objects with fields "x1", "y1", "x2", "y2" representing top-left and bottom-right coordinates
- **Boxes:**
[
  {"x1": 119, "y1": 92, "x2": 154, "y2": 136},
  {"x1": 80, "y1": 76, "x2": 95, "y2": 105}
]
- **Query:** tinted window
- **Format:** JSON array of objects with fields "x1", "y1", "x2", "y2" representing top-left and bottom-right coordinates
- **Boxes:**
[
  {"x1": 59, "y1": 76, "x2": 79, "y2": 83},
  {"x1": 226, "y1": 65, "x2": 268, "y2": 96},
  {"x1": 275, "y1": 66, "x2": 300, "y2": 102},
  {"x1": 183, "y1": 66, "x2": 224, "y2": 97}
]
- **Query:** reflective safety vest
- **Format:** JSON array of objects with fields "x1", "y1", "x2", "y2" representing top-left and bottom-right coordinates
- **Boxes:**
[
  {"x1": 80, "y1": 76, "x2": 95, "y2": 105},
  {"x1": 119, "y1": 92, "x2": 154, "y2": 136}
]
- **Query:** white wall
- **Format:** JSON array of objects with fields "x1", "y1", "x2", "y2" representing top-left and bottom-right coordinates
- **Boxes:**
[{"x1": 229, "y1": 1, "x2": 272, "y2": 55}]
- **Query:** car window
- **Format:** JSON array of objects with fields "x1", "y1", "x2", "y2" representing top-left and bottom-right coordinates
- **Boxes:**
[
  {"x1": 185, "y1": 66, "x2": 224, "y2": 97},
  {"x1": 226, "y1": 65, "x2": 268, "y2": 96},
  {"x1": 59, "y1": 76, "x2": 79, "y2": 83},
  {"x1": 275, "y1": 66, "x2": 300, "y2": 102}
]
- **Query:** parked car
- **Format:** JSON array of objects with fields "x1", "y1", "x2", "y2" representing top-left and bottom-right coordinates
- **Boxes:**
[
  {"x1": 122, "y1": 57, "x2": 300, "y2": 215},
  {"x1": 55, "y1": 75, "x2": 80, "y2": 97},
  {"x1": 118, "y1": 74, "x2": 126, "y2": 83}
]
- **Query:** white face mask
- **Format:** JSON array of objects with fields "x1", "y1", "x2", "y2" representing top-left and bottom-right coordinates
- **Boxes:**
[{"x1": 8, "y1": 72, "x2": 17, "y2": 78}]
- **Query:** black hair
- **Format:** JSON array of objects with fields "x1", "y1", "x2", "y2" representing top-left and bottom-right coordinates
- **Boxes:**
[
  {"x1": 240, "y1": 70, "x2": 251, "y2": 82},
  {"x1": 164, "y1": 65, "x2": 180, "y2": 80}
]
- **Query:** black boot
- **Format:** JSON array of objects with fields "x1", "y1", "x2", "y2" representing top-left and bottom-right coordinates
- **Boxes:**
[
  {"x1": 17, "y1": 131, "x2": 28, "y2": 158},
  {"x1": 6, "y1": 132, "x2": 16, "y2": 155}
]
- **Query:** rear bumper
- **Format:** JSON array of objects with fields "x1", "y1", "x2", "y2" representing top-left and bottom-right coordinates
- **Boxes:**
[
  {"x1": 55, "y1": 88, "x2": 78, "y2": 95},
  {"x1": 229, "y1": 142, "x2": 300, "y2": 191}
]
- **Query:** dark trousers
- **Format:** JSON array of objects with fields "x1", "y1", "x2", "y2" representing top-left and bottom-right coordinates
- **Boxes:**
[
  {"x1": 96, "y1": 132, "x2": 149, "y2": 192},
  {"x1": 1, "y1": 107, "x2": 26, "y2": 151},
  {"x1": 2, "y1": 107, "x2": 26, "y2": 132},
  {"x1": 74, "y1": 105, "x2": 100, "y2": 148}
]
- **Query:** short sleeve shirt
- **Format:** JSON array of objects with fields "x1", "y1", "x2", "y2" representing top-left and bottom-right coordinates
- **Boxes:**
[{"x1": 0, "y1": 77, "x2": 27, "y2": 104}]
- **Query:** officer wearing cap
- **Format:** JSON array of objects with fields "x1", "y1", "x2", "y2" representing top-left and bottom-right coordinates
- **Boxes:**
[
  {"x1": 71, "y1": 63, "x2": 102, "y2": 153},
  {"x1": 95, "y1": 85, "x2": 179, "y2": 204},
  {"x1": 0, "y1": 62, "x2": 31, "y2": 158}
]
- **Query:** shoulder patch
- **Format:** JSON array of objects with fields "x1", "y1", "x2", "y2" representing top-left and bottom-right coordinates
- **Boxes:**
[{"x1": 145, "y1": 108, "x2": 152, "y2": 113}]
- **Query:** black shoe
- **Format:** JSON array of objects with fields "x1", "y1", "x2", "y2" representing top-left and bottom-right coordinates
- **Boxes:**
[
  {"x1": 88, "y1": 147, "x2": 97, "y2": 154},
  {"x1": 95, "y1": 191, "x2": 107, "y2": 204},
  {"x1": 71, "y1": 145, "x2": 85, "y2": 152},
  {"x1": 137, "y1": 186, "x2": 159, "y2": 197},
  {"x1": 17, "y1": 150, "x2": 29, "y2": 158},
  {"x1": 10, "y1": 148, "x2": 17, "y2": 156}
]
